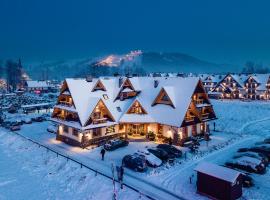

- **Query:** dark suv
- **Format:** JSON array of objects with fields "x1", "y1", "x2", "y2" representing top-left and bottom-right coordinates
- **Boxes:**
[
  {"x1": 104, "y1": 139, "x2": 129, "y2": 151},
  {"x1": 156, "y1": 144, "x2": 182, "y2": 158},
  {"x1": 122, "y1": 154, "x2": 148, "y2": 172}
]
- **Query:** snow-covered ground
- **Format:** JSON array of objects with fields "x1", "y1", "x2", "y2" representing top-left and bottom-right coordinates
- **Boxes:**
[
  {"x1": 0, "y1": 128, "x2": 148, "y2": 200},
  {"x1": 1, "y1": 100, "x2": 270, "y2": 200}
]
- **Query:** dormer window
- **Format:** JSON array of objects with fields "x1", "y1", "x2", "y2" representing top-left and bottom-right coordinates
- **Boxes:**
[
  {"x1": 92, "y1": 80, "x2": 106, "y2": 92},
  {"x1": 152, "y1": 87, "x2": 175, "y2": 108},
  {"x1": 116, "y1": 106, "x2": 122, "y2": 112},
  {"x1": 127, "y1": 100, "x2": 147, "y2": 114}
]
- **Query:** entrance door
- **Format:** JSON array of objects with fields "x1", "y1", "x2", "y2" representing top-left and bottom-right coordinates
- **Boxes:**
[{"x1": 131, "y1": 124, "x2": 145, "y2": 135}]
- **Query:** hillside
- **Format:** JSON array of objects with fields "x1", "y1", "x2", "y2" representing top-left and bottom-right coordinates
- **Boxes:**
[{"x1": 24, "y1": 51, "x2": 237, "y2": 80}]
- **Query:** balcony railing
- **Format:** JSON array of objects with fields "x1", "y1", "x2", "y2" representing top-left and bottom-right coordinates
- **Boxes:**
[
  {"x1": 58, "y1": 101, "x2": 73, "y2": 107},
  {"x1": 92, "y1": 117, "x2": 108, "y2": 124},
  {"x1": 201, "y1": 113, "x2": 209, "y2": 120},
  {"x1": 185, "y1": 116, "x2": 195, "y2": 122}
]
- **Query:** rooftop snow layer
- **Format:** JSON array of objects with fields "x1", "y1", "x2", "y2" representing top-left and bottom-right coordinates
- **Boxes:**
[{"x1": 194, "y1": 162, "x2": 241, "y2": 183}]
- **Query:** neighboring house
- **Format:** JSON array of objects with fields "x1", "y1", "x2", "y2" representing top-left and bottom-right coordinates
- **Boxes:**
[
  {"x1": 209, "y1": 74, "x2": 246, "y2": 99},
  {"x1": 201, "y1": 75, "x2": 224, "y2": 93},
  {"x1": 208, "y1": 73, "x2": 270, "y2": 100},
  {"x1": 51, "y1": 76, "x2": 217, "y2": 148},
  {"x1": 243, "y1": 74, "x2": 270, "y2": 100},
  {"x1": 25, "y1": 81, "x2": 50, "y2": 93}
]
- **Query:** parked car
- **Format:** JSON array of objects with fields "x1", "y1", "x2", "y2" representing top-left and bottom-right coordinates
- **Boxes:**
[
  {"x1": 136, "y1": 150, "x2": 162, "y2": 167},
  {"x1": 239, "y1": 147, "x2": 270, "y2": 159},
  {"x1": 122, "y1": 154, "x2": 148, "y2": 172},
  {"x1": 32, "y1": 116, "x2": 44, "y2": 122},
  {"x1": 234, "y1": 152, "x2": 269, "y2": 166},
  {"x1": 10, "y1": 125, "x2": 21, "y2": 131},
  {"x1": 225, "y1": 156, "x2": 266, "y2": 174},
  {"x1": 223, "y1": 165, "x2": 254, "y2": 188},
  {"x1": 148, "y1": 148, "x2": 173, "y2": 161},
  {"x1": 47, "y1": 125, "x2": 58, "y2": 134},
  {"x1": 104, "y1": 139, "x2": 129, "y2": 151},
  {"x1": 22, "y1": 117, "x2": 32, "y2": 124},
  {"x1": 156, "y1": 144, "x2": 182, "y2": 158}
]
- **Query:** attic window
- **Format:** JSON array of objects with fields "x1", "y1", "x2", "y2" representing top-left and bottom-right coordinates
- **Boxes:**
[
  {"x1": 103, "y1": 94, "x2": 109, "y2": 100},
  {"x1": 116, "y1": 106, "x2": 122, "y2": 112},
  {"x1": 92, "y1": 80, "x2": 106, "y2": 92},
  {"x1": 127, "y1": 100, "x2": 147, "y2": 114},
  {"x1": 152, "y1": 88, "x2": 175, "y2": 108}
]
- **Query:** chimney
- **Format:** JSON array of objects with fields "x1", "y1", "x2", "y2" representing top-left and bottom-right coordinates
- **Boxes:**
[
  {"x1": 86, "y1": 76, "x2": 93, "y2": 82},
  {"x1": 119, "y1": 77, "x2": 123, "y2": 87},
  {"x1": 154, "y1": 80, "x2": 159, "y2": 88}
]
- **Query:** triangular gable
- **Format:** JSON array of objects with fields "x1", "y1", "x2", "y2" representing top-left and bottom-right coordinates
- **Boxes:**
[
  {"x1": 57, "y1": 80, "x2": 76, "y2": 109},
  {"x1": 180, "y1": 80, "x2": 216, "y2": 127},
  {"x1": 152, "y1": 87, "x2": 175, "y2": 108},
  {"x1": 92, "y1": 79, "x2": 106, "y2": 92},
  {"x1": 213, "y1": 74, "x2": 242, "y2": 91},
  {"x1": 127, "y1": 99, "x2": 147, "y2": 114},
  {"x1": 84, "y1": 99, "x2": 115, "y2": 126},
  {"x1": 114, "y1": 78, "x2": 136, "y2": 101},
  {"x1": 60, "y1": 80, "x2": 69, "y2": 94}
]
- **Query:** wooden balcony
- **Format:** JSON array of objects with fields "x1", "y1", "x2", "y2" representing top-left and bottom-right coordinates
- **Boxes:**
[
  {"x1": 92, "y1": 117, "x2": 108, "y2": 124},
  {"x1": 58, "y1": 101, "x2": 73, "y2": 107},
  {"x1": 201, "y1": 113, "x2": 209, "y2": 120},
  {"x1": 185, "y1": 116, "x2": 195, "y2": 123}
]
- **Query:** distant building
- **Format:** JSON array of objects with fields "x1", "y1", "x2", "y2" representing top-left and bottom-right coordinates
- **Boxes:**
[
  {"x1": 25, "y1": 80, "x2": 50, "y2": 93},
  {"x1": 51, "y1": 76, "x2": 217, "y2": 148},
  {"x1": 202, "y1": 73, "x2": 270, "y2": 100}
]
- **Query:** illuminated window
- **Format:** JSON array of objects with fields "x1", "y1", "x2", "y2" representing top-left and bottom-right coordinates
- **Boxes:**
[{"x1": 106, "y1": 126, "x2": 115, "y2": 134}]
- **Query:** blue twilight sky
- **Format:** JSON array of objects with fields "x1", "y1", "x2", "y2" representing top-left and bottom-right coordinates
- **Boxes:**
[{"x1": 1, "y1": 0, "x2": 270, "y2": 66}]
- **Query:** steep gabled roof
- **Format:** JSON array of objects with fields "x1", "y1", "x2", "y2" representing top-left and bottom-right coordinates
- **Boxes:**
[{"x1": 60, "y1": 76, "x2": 202, "y2": 128}]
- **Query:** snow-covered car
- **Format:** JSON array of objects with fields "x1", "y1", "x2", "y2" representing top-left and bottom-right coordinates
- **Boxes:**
[
  {"x1": 238, "y1": 147, "x2": 270, "y2": 159},
  {"x1": 156, "y1": 144, "x2": 182, "y2": 158},
  {"x1": 122, "y1": 154, "x2": 148, "y2": 172},
  {"x1": 10, "y1": 125, "x2": 21, "y2": 131},
  {"x1": 136, "y1": 150, "x2": 162, "y2": 167},
  {"x1": 225, "y1": 156, "x2": 265, "y2": 174},
  {"x1": 234, "y1": 152, "x2": 269, "y2": 166},
  {"x1": 104, "y1": 139, "x2": 129, "y2": 151},
  {"x1": 22, "y1": 117, "x2": 32, "y2": 124},
  {"x1": 47, "y1": 125, "x2": 58, "y2": 134}
]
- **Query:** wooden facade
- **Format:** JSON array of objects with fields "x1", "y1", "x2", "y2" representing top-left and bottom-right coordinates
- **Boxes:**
[{"x1": 51, "y1": 77, "x2": 217, "y2": 148}]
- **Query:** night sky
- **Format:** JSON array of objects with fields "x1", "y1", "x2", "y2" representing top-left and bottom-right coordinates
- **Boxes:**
[{"x1": 1, "y1": 0, "x2": 270, "y2": 65}]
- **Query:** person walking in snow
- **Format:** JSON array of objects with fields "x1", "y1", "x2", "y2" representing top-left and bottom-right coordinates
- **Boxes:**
[{"x1": 101, "y1": 148, "x2": 106, "y2": 161}]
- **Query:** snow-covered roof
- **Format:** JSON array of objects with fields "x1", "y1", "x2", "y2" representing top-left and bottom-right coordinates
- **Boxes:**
[
  {"x1": 26, "y1": 81, "x2": 49, "y2": 88},
  {"x1": 60, "y1": 76, "x2": 202, "y2": 129},
  {"x1": 194, "y1": 162, "x2": 241, "y2": 183},
  {"x1": 249, "y1": 74, "x2": 270, "y2": 90}
]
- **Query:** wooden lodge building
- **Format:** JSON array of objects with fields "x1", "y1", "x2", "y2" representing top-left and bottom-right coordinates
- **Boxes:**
[
  {"x1": 204, "y1": 73, "x2": 270, "y2": 100},
  {"x1": 51, "y1": 76, "x2": 217, "y2": 148}
]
